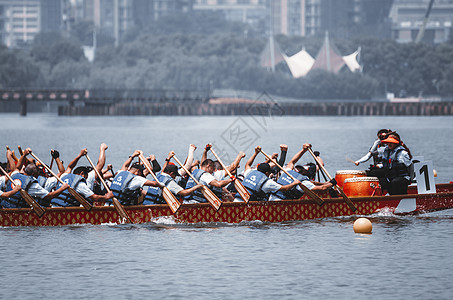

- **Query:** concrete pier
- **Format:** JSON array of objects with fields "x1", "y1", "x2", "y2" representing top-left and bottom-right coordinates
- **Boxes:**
[{"x1": 58, "y1": 100, "x2": 453, "y2": 116}]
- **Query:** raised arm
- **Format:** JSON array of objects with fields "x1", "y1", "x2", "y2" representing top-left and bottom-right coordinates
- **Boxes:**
[
  {"x1": 65, "y1": 148, "x2": 87, "y2": 174},
  {"x1": 13, "y1": 147, "x2": 33, "y2": 172},
  {"x1": 102, "y1": 164, "x2": 115, "y2": 180},
  {"x1": 225, "y1": 151, "x2": 246, "y2": 174},
  {"x1": 121, "y1": 150, "x2": 140, "y2": 171},
  {"x1": 271, "y1": 144, "x2": 288, "y2": 173},
  {"x1": 7, "y1": 148, "x2": 19, "y2": 172},
  {"x1": 287, "y1": 144, "x2": 311, "y2": 170},
  {"x1": 161, "y1": 151, "x2": 175, "y2": 173},
  {"x1": 277, "y1": 144, "x2": 288, "y2": 168},
  {"x1": 94, "y1": 143, "x2": 108, "y2": 180},
  {"x1": 50, "y1": 149, "x2": 66, "y2": 176},
  {"x1": 181, "y1": 144, "x2": 196, "y2": 176},
  {"x1": 245, "y1": 146, "x2": 261, "y2": 171},
  {"x1": 143, "y1": 154, "x2": 161, "y2": 176},
  {"x1": 201, "y1": 144, "x2": 211, "y2": 165}
]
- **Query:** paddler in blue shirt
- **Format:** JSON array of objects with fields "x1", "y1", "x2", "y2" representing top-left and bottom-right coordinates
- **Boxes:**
[
  {"x1": 269, "y1": 144, "x2": 336, "y2": 201},
  {"x1": 184, "y1": 158, "x2": 233, "y2": 204},
  {"x1": 1, "y1": 148, "x2": 69, "y2": 208},
  {"x1": 144, "y1": 163, "x2": 203, "y2": 205},
  {"x1": 234, "y1": 146, "x2": 301, "y2": 202},
  {"x1": 110, "y1": 150, "x2": 164, "y2": 205},
  {"x1": 51, "y1": 148, "x2": 114, "y2": 207},
  {"x1": 0, "y1": 162, "x2": 21, "y2": 202}
]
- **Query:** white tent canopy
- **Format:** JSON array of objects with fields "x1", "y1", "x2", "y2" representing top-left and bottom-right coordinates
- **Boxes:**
[
  {"x1": 343, "y1": 47, "x2": 362, "y2": 73},
  {"x1": 283, "y1": 48, "x2": 315, "y2": 78}
]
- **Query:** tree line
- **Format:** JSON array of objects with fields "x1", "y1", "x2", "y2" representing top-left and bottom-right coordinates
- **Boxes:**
[{"x1": 1, "y1": 11, "x2": 453, "y2": 100}]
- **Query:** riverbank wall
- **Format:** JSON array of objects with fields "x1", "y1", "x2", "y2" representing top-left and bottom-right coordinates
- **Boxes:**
[{"x1": 58, "y1": 99, "x2": 453, "y2": 116}]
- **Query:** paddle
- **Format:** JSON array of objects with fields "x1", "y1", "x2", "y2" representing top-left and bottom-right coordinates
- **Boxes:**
[
  {"x1": 0, "y1": 165, "x2": 46, "y2": 217},
  {"x1": 209, "y1": 147, "x2": 251, "y2": 203},
  {"x1": 138, "y1": 153, "x2": 181, "y2": 214},
  {"x1": 29, "y1": 152, "x2": 93, "y2": 211},
  {"x1": 307, "y1": 148, "x2": 357, "y2": 212},
  {"x1": 172, "y1": 155, "x2": 222, "y2": 211},
  {"x1": 86, "y1": 154, "x2": 132, "y2": 223},
  {"x1": 259, "y1": 149, "x2": 325, "y2": 206}
]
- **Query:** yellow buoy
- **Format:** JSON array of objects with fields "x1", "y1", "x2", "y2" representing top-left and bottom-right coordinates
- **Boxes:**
[{"x1": 353, "y1": 218, "x2": 372, "y2": 234}]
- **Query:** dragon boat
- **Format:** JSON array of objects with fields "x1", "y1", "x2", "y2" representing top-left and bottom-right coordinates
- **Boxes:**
[{"x1": 1, "y1": 181, "x2": 453, "y2": 227}]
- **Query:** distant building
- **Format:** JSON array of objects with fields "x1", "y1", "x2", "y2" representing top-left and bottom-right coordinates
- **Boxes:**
[
  {"x1": 68, "y1": 0, "x2": 193, "y2": 46},
  {"x1": 0, "y1": 0, "x2": 68, "y2": 48},
  {"x1": 193, "y1": 0, "x2": 266, "y2": 28},
  {"x1": 0, "y1": 0, "x2": 42, "y2": 47},
  {"x1": 194, "y1": 0, "x2": 392, "y2": 38},
  {"x1": 132, "y1": 0, "x2": 193, "y2": 28},
  {"x1": 389, "y1": 0, "x2": 453, "y2": 44}
]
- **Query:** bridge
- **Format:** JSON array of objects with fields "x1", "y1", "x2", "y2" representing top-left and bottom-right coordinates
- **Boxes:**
[
  {"x1": 0, "y1": 89, "x2": 211, "y2": 115},
  {"x1": 1, "y1": 89, "x2": 453, "y2": 116}
]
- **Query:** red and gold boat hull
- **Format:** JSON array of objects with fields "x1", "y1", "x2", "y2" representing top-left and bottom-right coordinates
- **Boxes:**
[{"x1": 1, "y1": 183, "x2": 453, "y2": 227}]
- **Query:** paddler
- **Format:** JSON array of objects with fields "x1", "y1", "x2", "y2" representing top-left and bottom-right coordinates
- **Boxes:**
[
  {"x1": 202, "y1": 144, "x2": 246, "y2": 201},
  {"x1": 143, "y1": 162, "x2": 203, "y2": 205},
  {"x1": 109, "y1": 150, "x2": 164, "y2": 205},
  {"x1": 51, "y1": 148, "x2": 114, "y2": 207},
  {"x1": 0, "y1": 148, "x2": 69, "y2": 208},
  {"x1": 0, "y1": 162, "x2": 22, "y2": 202},
  {"x1": 269, "y1": 144, "x2": 336, "y2": 201},
  {"x1": 183, "y1": 158, "x2": 233, "y2": 204},
  {"x1": 233, "y1": 146, "x2": 301, "y2": 202}
]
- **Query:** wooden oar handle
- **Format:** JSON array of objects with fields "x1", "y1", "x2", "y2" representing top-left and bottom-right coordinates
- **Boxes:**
[
  {"x1": 0, "y1": 165, "x2": 15, "y2": 185},
  {"x1": 86, "y1": 154, "x2": 111, "y2": 193},
  {"x1": 209, "y1": 147, "x2": 233, "y2": 178},
  {"x1": 29, "y1": 152, "x2": 65, "y2": 184},
  {"x1": 307, "y1": 148, "x2": 333, "y2": 180},
  {"x1": 172, "y1": 155, "x2": 200, "y2": 184},
  {"x1": 138, "y1": 154, "x2": 159, "y2": 182},
  {"x1": 260, "y1": 149, "x2": 297, "y2": 182}
]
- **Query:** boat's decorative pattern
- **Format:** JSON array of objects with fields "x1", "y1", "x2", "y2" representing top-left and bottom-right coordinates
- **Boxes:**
[{"x1": 1, "y1": 183, "x2": 453, "y2": 226}]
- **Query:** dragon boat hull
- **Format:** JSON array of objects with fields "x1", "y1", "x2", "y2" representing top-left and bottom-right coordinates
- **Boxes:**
[{"x1": 1, "y1": 183, "x2": 453, "y2": 227}]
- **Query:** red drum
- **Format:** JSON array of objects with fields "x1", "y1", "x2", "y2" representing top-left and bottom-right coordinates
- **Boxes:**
[
  {"x1": 343, "y1": 177, "x2": 382, "y2": 197},
  {"x1": 335, "y1": 170, "x2": 367, "y2": 188}
]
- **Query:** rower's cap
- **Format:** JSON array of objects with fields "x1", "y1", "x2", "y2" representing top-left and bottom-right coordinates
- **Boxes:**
[
  {"x1": 257, "y1": 163, "x2": 271, "y2": 173},
  {"x1": 164, "y1": 164, "x2": 178, "y2": 175},
  {"x1": 381, "y1": 136, "x2": 399, "y2": 144},
  {"x1": 131, "y1": 162, "x2": 145, "y2": 171}
]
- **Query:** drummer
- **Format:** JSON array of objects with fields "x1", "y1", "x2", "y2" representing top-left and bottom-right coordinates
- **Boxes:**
[
  {"x1": 355, "y1": 129, "x2": 391, "y2": 177},
  {"x1": 376, "y1": 133, "x2": 413, "y2": 195}
]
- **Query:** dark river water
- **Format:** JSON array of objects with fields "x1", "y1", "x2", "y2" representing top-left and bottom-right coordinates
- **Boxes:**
[{"x1": 1, "y1": 114, "x2": 453, "y2": 299}]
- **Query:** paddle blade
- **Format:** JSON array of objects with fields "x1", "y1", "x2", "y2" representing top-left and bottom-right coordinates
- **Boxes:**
[
  {"x1": 20, "y1": 189, "x2": 45, "y2": 218},
  {"x1": 162, "y1": 186, "x2": 181, "y2": 214},
  {"x1": 68, "y1": 187, "x2": 93, "y2": 211},
  {"x1": 234, "y1": 180, "x2": 251, "y2": 203},
  {"x1": 112, "y1": 197, "x2": 133, "y2": 223},
  {"x1": 201, "y1": 186, "x2": 222, "y2": 211},
  {"x1": 336, "y1": 185, "x2": 357, "y2": 212},
  {"x1": 298, "y1": 184, "x2": 325, "y2": 207}
]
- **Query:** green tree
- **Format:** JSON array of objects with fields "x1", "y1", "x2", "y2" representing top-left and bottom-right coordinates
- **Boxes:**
[{"x1": 0, "y1": 46, "x2": 42, "y2": 88}]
